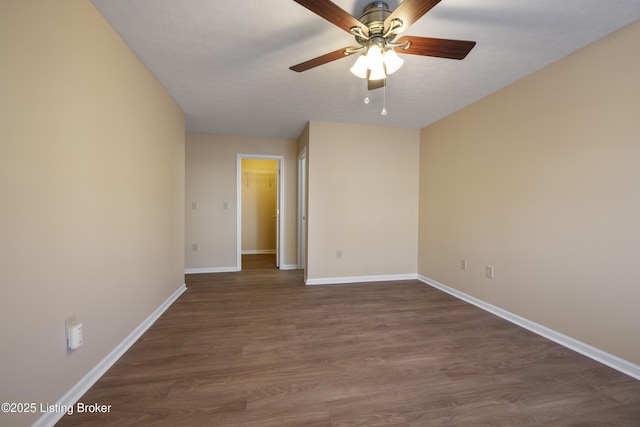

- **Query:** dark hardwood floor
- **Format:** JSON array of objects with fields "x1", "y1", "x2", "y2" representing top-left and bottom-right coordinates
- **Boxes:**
[
  {"x1": 242, "y1": 253, "x2": 278, "y2": 270},
  {"x1": 57, "y1": 255, "x2": 640, "y2": 426}
]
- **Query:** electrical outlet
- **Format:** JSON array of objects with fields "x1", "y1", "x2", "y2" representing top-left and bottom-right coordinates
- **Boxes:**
[
  {"x1": 460, "y1": 259, "x2": 467, "y2": 270},
  {"x1": 485, "y1": 265, "x2": 494, "y2": 279},
  {"x1": 191, "y1": 201, "x2": 198, "y2": 210},
  {"x1": 192, "y1": 243, "x2": 198, "y2": 252},
  {"x1": 336, "y1": 250, "x2": 342, "y2": 259}
]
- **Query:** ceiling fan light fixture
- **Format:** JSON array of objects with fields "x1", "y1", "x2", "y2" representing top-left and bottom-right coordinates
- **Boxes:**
[
  {"x1": 350, "y1": 55, "x2": 368, "y2": 79},
  {"x1": 364, "y1": 40, "x2": 386, "y2": 80},
  {"x1": 369, "y1": 61, "x2": 386, "y2": 81},
  {"x1": 364, "y1": 43, "x2": 383, "y2": 71},
  {"x1": 383, "y1": 48, "x2": 404, "y2": 74}
]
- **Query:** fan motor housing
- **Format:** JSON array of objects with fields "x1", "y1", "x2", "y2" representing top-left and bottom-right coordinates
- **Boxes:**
[{"x1": 359, "y1": 1, "x2": 391, "y2": 36}]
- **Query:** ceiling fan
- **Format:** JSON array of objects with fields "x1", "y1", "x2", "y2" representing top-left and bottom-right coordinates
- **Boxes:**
[{"x1": 290, "y1": 0, "x2": 476, "y2": 91}]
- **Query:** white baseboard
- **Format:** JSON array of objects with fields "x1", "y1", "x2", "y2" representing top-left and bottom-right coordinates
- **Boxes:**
[
  {"x1": 418, "y1": 275, "x2": 640, "y2": 381},
  {"x1": 184, "y1": 266, "x2": 239, "y2": 274},
  {"x1": 306, "y1": 273, "x2": 418, "y2": 286},
  {"x1": 241, "y1": 249, "x2": 276, "y2": 255},
  {"x1": 279, "y1": 264, "x2": 300, "y2": 271},
  {"x1": 33, "y1": 284, "x2": 187, "y2": 427}
]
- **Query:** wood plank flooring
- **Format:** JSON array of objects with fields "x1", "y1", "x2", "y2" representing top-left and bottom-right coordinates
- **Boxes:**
[{"x1": 57, "y1": 255, "x2": 640, "y2": 426}]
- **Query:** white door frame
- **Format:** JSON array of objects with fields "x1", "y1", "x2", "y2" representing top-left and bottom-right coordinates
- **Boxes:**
[
  {"x1": 297, "y1": 148, "x2": 307, "y2": 271},
  {"x1": 237, "y1": 154, "x2": 285, "y2": 271}
]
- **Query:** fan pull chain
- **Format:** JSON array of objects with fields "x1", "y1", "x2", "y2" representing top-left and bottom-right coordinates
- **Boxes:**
[{"x1": 381, "y1": 79, "x2": 387, "y2": 116}]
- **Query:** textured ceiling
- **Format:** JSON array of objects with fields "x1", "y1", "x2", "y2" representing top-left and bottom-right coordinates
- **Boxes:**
[{"x1": 91, "y1": 0, "x2": 640, "y2": 139}]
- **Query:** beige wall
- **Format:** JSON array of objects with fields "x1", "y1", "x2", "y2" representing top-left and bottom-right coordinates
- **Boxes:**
[
  {"x1": 241, "y1": 159, "x2": 278, "y2": 253},
  {"x1": 419, "y1": 21, "x2": 640, "y2": 364},
  {"x1": 306, "y1": 121, "x2": 420, "y2": 282},
  {"x1": 185, "y1": 134, "x2": 298, "y2": 270},
  {"x1": 0, "y1": 1, "x2": 185, "y2": 426}
]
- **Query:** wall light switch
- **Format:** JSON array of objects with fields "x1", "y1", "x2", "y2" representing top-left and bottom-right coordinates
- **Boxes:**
[
  {"x1": 460, "y1": 259, "x2": 467, "y2": 270},
  {"x1": 223, "y1": 201, "x2": 229, "y2": 210},
  {"x1": 191, "y1": 202, "x2": 198, "y2": 210},
  {"x1": 486, "y1": 265, "x2": 494, "y2": 279}
]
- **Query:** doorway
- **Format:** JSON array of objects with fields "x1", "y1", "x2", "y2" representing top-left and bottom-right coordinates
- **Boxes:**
[{"x1": 237, "y1": 154, "x2": 284, "y2": 271}]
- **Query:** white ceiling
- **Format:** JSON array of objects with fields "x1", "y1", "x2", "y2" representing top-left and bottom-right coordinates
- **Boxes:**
[{"x1": 91, "y1": 0, "x2": 640, "y2": 139}]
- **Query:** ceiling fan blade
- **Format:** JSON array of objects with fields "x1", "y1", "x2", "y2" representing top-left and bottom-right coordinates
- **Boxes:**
[
  {"x1": 385, "y1": 0, "x2": 441, "y2": 33},
  {"x1": 290, "y1": 46, "x2": 358, "y2": 72},
  {"x1": 395, "y1": 36, "x2": 476, "y2": 60},
  {"x1": 293, "y1": 0, "x2": 367, "y2": 34}
]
